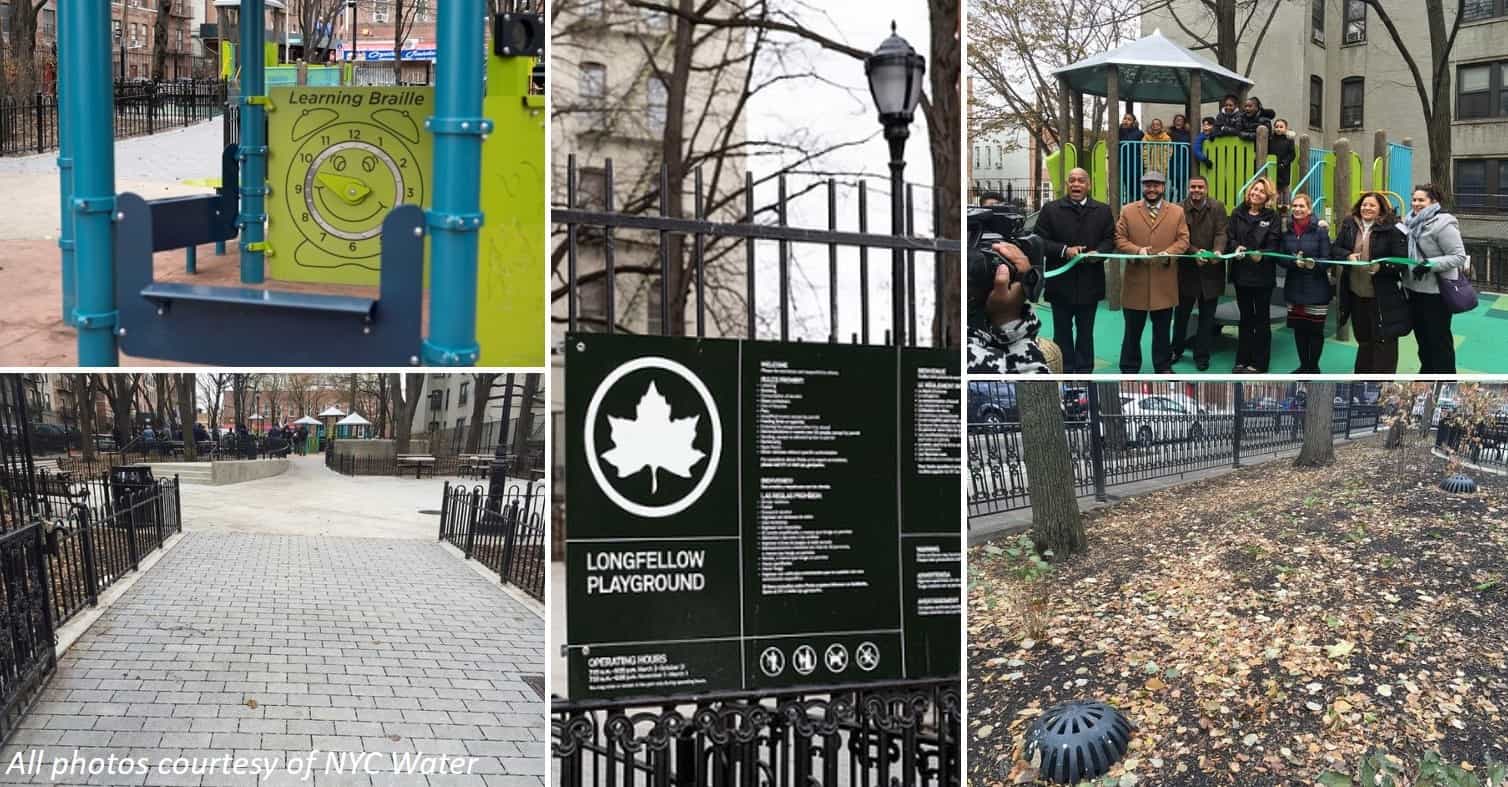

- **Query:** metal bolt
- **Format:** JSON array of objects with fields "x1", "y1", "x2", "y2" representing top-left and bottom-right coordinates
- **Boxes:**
[
  {"x1": 409, "y1": 355, "x2": 420, "y2": 365},
  {"x1": 115, "y1": 212, "x2": 125, "y2": 222},
  {"x1": 412, "y1": 227, "x2": 423, "y2": 237},
  {"x1": 461, "y1": 121, "x2": 470, "y2": 131},
  {"x1": 156, "y1": 308, "x2": 165, "y2": 316},
  {"x1": 575, "y1": 341, "x2": 585, "y2": 352},
  {"x1": 362, "y1": 326, "x2": 371, "y2": 335},
  {"x1": 117, "y1": 328, "x2": 127, "y2": 337}
]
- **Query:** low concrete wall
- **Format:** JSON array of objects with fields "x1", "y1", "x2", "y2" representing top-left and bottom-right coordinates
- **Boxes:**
[
  {"x1": 332, "y1": 439, "x2": 396, "y2": 462},
  {"x1": 210, "y1": 457, "x2": 289, "y2": 485}
]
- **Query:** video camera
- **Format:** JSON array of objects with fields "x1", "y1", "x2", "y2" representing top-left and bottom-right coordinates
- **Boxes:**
[{"x1": 967, "y1": 205, "x2": 1046, "y2": 325}]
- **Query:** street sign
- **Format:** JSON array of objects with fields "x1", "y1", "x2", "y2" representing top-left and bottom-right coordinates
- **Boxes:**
[{"x1": 564, "y1": 334, "x2": 961, "y2": 700}]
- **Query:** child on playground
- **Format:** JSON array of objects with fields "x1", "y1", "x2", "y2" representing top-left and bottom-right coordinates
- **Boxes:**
[
  {"x1": 1270, "y1": 118, "x2": 1297, "y2": 206},
  {"x1": 1193, "y1": 117, "x2": 1216, "y2": 167},
  {"x1": 1213, "y1": 95, "x2": 1243, "y2": 137}
]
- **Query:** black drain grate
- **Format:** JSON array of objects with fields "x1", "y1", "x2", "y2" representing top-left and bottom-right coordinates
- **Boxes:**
[
  {"x1": 1440, "y1": 474, "x2": 1478, "y2": 494},
  {"x1": 1024, "y1": 700, "x2": 1132, "y2": 784}
]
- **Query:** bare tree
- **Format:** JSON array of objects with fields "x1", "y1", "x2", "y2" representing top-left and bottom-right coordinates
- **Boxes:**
[
  {"x1": 464, "y1": 374, "x2": 501, "y2": 452},
  {"x1": 391, "y1": 0, "x2": 429, "y2": 81},
  {"x1": 177, "y1": 374, "x2": 198, "y2": 460},
  {"x1": 510, "y1": 374, "x2": 543, "y2": 467},
  {"x1": 95, "y1": 375, "x2": 143, "y2": 447},
  {"x1": 1359, "y1": 0, "x2": 1464, "y2": 204},
  {"x1": 152, "y1": 0, "x2": 172, "y2": 80},
  {"x1": 290, "y1": 0, "x2": 350, "y2": 61},
  {"x1": 74, "y1": 375, "x2": 97, "y2": 462},
  {"x1": 1295, "y1": 382, "x2": 1336, "y2": 467},
  {"x1": 390, "y1": 373, "x2": 426, "y2": 453},
  {"x1": 4, "y1": 1, "x2": 48, "y2": 96},
  {"x1": 1019, "y1": 381, "x2": 1085, "y2": 557},
  {"x1": 197, "y1": 373, "x2": 229, "y2": 437}
]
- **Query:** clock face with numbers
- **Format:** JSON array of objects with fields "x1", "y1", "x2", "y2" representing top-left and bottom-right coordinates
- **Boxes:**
[{"x1": 267, "y1": 87, "x2": 434, "y2": 285}]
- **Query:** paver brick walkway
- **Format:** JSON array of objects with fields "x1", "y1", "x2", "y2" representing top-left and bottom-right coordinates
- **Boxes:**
[{"x1": 1, "y1": 532, "x2": 544, "y2": 786}]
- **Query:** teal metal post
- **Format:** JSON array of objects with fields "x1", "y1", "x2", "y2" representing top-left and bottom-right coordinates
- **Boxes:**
[
  {"x1": 421, "y1": 0, "x2": 487, "y2": 366},
  {"x1": 185, "y1": 245, "x2": 197, "y2": 273},
  {"x1": 56, "y1": 1, "x2": 74, "y2": 321},
  {"x1": 239, "y1": 0, "x2": 267, "y2": 283},
  {"x1": 69, "y1": 0, "x2": 118, "y2": 366}
]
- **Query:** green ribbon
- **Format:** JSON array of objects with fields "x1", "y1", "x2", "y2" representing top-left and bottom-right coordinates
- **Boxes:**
[{"x1": 1039, "y1": 250, "x2": 1429, "y2": 279}]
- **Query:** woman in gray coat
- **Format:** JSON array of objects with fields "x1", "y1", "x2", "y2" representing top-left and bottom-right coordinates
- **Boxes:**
[{"x1": 1402, "y1": 184, "x2": 1469, "y2": 373}]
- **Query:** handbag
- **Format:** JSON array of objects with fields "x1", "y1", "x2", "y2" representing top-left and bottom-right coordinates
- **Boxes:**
[{"x1": 1437, "y1": 271, "x2": 1478, "y2": 314}]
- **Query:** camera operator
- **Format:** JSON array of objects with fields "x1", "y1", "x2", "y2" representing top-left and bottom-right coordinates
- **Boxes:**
[
  {"x1": 1036, "y1": 167, "x2": 1115, "y2": 372},
  {"x1": 967, "y1": 240, "x2": 1051, "y2": 374}
]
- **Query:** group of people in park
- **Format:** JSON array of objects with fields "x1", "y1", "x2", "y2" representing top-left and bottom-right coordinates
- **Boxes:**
[{"x1": 967, "y1": 94, "x2": 1471, "y2": 375}]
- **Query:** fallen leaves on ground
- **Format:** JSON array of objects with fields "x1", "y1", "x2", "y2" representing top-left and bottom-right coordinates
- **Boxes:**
[{"x1": 969, "y1": 440, "x2": 1508, "y2": 786}]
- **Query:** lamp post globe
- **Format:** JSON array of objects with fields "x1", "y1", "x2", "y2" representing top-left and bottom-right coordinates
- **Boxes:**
[{"x1": 865, "y1": 22, "x2": 925, "y2": 346}]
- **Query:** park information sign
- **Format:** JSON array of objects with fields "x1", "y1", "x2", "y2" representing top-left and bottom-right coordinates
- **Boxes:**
[{"x1": 564, "y1": 333, "x2": 961, "y2": 700}]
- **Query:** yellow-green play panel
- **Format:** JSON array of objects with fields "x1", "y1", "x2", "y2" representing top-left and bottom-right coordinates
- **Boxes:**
[
  {"x1": 267, "y1": 86, "x2": 435, "y2": 285},
  {"x1": 476, "y1": 55, "x2": 546, "y2": 366}
]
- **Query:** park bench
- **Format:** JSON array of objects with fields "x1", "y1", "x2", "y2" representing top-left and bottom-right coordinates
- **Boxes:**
[
  {"x1": 461, "y1": 454, "x2": 495, "y2": 480},
  {"x1": 396, "y1": 454, "x2": 436, "y2": 480}
]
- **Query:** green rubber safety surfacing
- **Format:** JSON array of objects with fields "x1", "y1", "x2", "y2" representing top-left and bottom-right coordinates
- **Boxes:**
[{"x1": 1039, "y1": 291, "x2": 1503, "y2": 374}]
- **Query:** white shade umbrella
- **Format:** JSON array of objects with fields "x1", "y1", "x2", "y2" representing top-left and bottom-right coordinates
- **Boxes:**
[
  {"x1": 294, "y1": 415, "x2": 321, "y2": 425},
  {"x1": 336, "y1": 413, "x2": 371, "y2": 426},
  {"x1": 249, "y1": 413, "x2": 265, "y2": 420},
  {"x1": 317, "y1": 405, "x2": 347, "y2": 418}
]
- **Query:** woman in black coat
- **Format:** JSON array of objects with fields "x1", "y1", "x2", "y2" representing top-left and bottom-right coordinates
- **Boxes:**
[
  {"x1": 1225, "y1": 177, "x2": 1283, "y2": 372},
  {"x1": 1276, "y1": 193, "x2": 1332, "y2": 373},
  {"x1": 1333, "y1": 192, "x2": 1411, "y2": 374}
]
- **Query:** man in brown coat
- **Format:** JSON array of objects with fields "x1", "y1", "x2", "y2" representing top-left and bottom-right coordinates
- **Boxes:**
[
  {"x1": 1169, "y1": 175, "x2": 1228, "y2": 370},
  {"x1": 1114, "y1": 170, "x2": 1190, "y2": 373}
]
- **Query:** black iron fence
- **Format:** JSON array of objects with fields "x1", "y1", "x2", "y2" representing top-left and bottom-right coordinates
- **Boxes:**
[
  {"x1": 0, "y1": 521, "x2": 54, "y2": 744},
  {"x1": 967, "y1": 381, "x2": 1385, "y2": 520},
  {"x1": 42, "y1": 475, "x2": 181, "y2": 627},
  {"x1": 552, "y1": 678, "x2": 960, "y2": 787},
  {"x1": 0, "y1": 80, "x2": 227, "y2": 157},
  {"x1": 53, "y1": 434, "x2": 288, "y2": 476},
  {"x1": 325, "y1": 451, "x2": 469, "y2": 479},
  {"x1": 556, "y1": 156, "x2": 959, "y2": 347},
  {"x1": 1435, "y1": 415, "x2": 1508, "y2": 470},
  {"x1": 969, "y1": 178, "x2": 1042, "y2": 210},
  {"x1": 1464, "y1": 238, "x2": 1508, "y2": 295},
  {"x1": 439, "y1": 482, "x2": 545, "y2": 601}
]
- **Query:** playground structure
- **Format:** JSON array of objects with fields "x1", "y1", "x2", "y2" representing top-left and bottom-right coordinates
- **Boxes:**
[
  {"x1": 53, "y1": 1, "x2": 545, "y2": 366},
  {"x1": 1042, "y1": 29, "x2": 1417, "y2": 320}
]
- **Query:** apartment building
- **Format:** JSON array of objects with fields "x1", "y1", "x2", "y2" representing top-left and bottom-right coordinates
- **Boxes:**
[{"x1": 1146, "y1": 0, "x2": 1508, "y2": 243}]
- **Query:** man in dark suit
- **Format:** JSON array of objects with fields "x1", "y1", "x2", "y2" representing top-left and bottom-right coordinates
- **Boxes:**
[
  {"x1": 1170, "y1": 175, "x2": 1228, "y2": 370},
  {"x1": 1035, "y1": 167, "x2": 1116, "y2": 373}
]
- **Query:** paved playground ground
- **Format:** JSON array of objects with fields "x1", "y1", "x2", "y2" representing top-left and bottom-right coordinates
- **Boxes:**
[
  {"x1": 1040, "y1": 294, "x2": 1507, "y2": 374},
  {"x1": 0, "y1": 456, "x2": 544, "y2": 786},
  {"x1": 0, "y1": 120, "x2": 400, "y2": 366}
]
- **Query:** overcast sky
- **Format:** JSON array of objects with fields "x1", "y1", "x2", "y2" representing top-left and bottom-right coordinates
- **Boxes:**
[{"x1": 744, "y1": 1, "x2": 942, "y2": 347}]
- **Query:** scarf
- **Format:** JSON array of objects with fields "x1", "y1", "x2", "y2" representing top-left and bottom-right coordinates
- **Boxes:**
[
  {"x1": 1293, "y1": 216, "x2": 1311, "y2": 237},
  {"x1": 1403, "y1": 202, "x2": 1441, "y2": 262}
]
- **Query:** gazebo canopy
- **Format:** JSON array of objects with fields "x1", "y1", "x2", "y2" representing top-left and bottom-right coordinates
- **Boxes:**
[
  {"x1": 336, "y1": 413, "x2": 371, "y2": 426},
  {"x1": 294, "y1": 415, "x2": 321, "y2": 425},
  {"x1": 317, "y1": 405, "x2": 347, "y2": 418},
  {"x1": 1052, "y1": 29, "x2": 1253, "y2": 104}
]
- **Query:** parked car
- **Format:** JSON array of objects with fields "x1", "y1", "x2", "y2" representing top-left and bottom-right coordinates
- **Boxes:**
[
  {"x1": 1117, "y1": 393, "x2": 1225, "y2": 445},
  {"x1": 1061, "y1": 387, "x2": 1089, "y2": 421},
  {"x1": 27, "y1": 423, "x2": 76, "y2": 455},
  {"x1": 968, "y1": 382, "x2": 1018, "y2": 426}
]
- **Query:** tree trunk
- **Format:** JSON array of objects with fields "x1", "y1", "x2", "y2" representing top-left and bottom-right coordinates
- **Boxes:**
[
  {"x1": 178, "y1": 374, "x2": 198, "y2": 461},
  {"x1": 393, "y1": 0, "x2": 405, "y2": 82},
  {"x1": 393, "y1": 373, "x2": 424, "y2": 453},
  {"x1": 511, "y1": 374, "x2": 540, "y2": 469},
  {"x1": 1214, "y1": 0, "x2": 1238, "y2": 72},
  {"x1": 464, "y1": 374, "x2": 499, "y2": 452},
  {"x1": 1096, "y1": 382, "x2": 1127, "y2": 452},
  {"x1": 1019, "y1": 382, "x2": 1085, "y2": 558},
  {"x1": 153, "y1": 2, "x2": 171, "y2": 80},
  {"x1": 1295, "y1": 383, "x2": 1336, "y2": 467},
  {"x1": 154, "y1": 373, "x2": 170, "y2": 428},
  {"x1": 928, "y1": 0, "x2": 960, "y2": 348},
  {"x1": 1419, "y1": 384, "x2": 1439, "y2": 437},
  {"x1": 75, "y1": 375, "x2": 96, "y2": 462}
]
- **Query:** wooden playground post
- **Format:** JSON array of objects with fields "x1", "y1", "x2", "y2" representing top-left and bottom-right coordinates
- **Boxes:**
[
  {"x1": 1072, "y1": 90, "x2": 1084, "y2": 155},
  {"x1": 1335, "y1": 137, "x2": 1352, "y2": 211},
  {"x1": 1373, "y1": 130, "x2": 1388, "y2": 191},
  {"x1": 1297, "y1": 134, "x2": 1311, "y2": 203},
  {"x1": 1254, "y1": 125, "x2": 1270, "y2": 187},
  {"x1": 1105, "y1": 65, "x2": 1122, "y2": 311}
]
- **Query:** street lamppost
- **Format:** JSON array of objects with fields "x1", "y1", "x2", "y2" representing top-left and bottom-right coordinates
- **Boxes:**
[
  {"x1": 347, "y1": 0, "x2": 358, "y2": 61},
  {"x1": 864, "y1": 22, "x2": 925, "y2": 347}
]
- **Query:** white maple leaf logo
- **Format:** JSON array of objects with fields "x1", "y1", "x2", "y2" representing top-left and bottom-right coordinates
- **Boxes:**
[{"x1": 600, "y1": 381, "x2": 706, "y2": 494}]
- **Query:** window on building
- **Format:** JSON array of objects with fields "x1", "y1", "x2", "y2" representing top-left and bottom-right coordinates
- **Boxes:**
[
  {"x1": 456, "y1": 417, "x2": 465, "y2": 430},
  {"x1": 459, "y1": 382, "x2": 469, "y2": 406},
  {"x1": 1310, "y1": 76, "x2": 1324, "y2": 129},
  {"x1": 1311, "y1": 0, "x2": 1325, "y2": 44},
  {"x1": 1460, "y1": 63, "x2": 1495, "y2": 118},
  {"x1": 641, "y1": 4, "x2": 668, "y2": 30},
  {"x1": 647, "y1": 77, "x2": 668, "y2": 135},
  {"x1": 579, "y1": 277, "x2": 608, "y2": 332},
  {"x1": 43, "y1": 10, "x2": 55, "y2": 39},
  {"x1": 373, "y1": 1, "x2": 389, "y2": 23},
  {"x1": 577, "y1": 167, "x2": 607, "y2": 210},
  {"x1": 112, "y1": 19, "x2": 122, "y2": 44},
  {"x1": 1454, "y1": 158, "x2": 1508, "y2": 212},
  {"x1": 1464, "y1": 0, "x2": 1508, "y2": 22},
  {"x1": 1343, "y1": 0, "x2": 1365, "y2": 43},
  {"x1": 1340, "y1": 77, "x2": 1364, "y2": 129},
  {"x1": 646, "y1": 280, "x2": 663, "y2": 336},
  {"x1": 580, "y1": 62, "x2": 606, "y2": 104}
]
